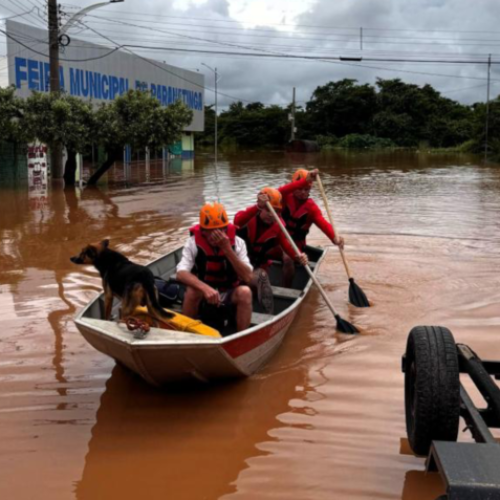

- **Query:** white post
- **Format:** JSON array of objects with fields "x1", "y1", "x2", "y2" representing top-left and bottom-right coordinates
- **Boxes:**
[{"x1": 76, "y1": 152, "x2": 83, "y2": 188}]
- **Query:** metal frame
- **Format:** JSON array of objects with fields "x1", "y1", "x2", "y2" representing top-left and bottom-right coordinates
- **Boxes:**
[{"x1": 402, "y1": 344, "x2": 500, "y2": 499}]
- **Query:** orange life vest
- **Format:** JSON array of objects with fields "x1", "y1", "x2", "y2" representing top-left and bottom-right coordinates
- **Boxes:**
[{"x1": 190, "y1": 224, "x2": 240, "y2": 291}]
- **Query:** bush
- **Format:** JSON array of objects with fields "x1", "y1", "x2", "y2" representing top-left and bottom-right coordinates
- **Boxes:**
[
  {"x1": 338, "y1": 134, "x2": 396, "y2": 150},
  {"x1": 315, "y1": 134, "x2": 339, "y2": 150}
]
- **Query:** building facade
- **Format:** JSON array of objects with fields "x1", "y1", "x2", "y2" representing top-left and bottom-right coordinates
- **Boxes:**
[{"x1": 2, "y1": 19, "x2": 204, "y2": 156}]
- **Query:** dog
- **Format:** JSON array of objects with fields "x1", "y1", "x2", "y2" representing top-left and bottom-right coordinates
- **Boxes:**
[{"x1": 70, "y1": 239, "x2": 173, "y2": 324}]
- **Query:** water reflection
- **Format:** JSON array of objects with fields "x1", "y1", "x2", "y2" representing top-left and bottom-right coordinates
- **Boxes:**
[
  {"x1": 401, "y1": 470, "x2": 445, "y2": 500},
  {"x1": 75, "y1": 358, "x2": 311, "y2": 500}
]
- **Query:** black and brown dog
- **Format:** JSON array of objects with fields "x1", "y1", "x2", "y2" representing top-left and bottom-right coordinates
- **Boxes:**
[{"x1": 70, "y1": 239, "x2": 173, "y2": 323}]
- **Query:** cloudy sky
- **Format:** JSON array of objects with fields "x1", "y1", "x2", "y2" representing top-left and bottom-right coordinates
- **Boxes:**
[{"x1": 1, "y1": 0, "x2": 500, "y2": 109}]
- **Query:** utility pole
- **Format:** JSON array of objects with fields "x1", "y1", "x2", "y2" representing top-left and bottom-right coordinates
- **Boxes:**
[
  {"x1": 291, "y1": 87, "x2": 296, "y2": 141},
  {"x1": 201, "y1": 63, "x2": 220, "y2": 201},
  {"x1": 48, "y1": 0, "x2": 63, "y2": 178},
  {"x1": 48, "y1": 0, "x2": 60, "y2": 94},
  {"x1": 214, "y1": 66, "x2": 218, "y2": 169},
  {"x1": 485, "y1": 54, "x2": 492, "y2": 163}
]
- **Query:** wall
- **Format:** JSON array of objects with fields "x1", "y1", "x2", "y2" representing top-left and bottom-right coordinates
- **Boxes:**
[
  {"x1": 5, "y1": 20, "x2": 205, "y2": 132},
  {"x1": 0, "y1": 142, "x2": 27, "y2": 184}
]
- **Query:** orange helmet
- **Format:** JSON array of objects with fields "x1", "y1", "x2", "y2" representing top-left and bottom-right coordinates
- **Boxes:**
[
  {"x1": 199, "y1": 202, "x2": 229, "y2": 229},
  {"x1": 292, "y1": 168, "x2": 309, "y2": 182},
  {"x1": 259, "y1": 187, "x2": 282, "y2": 209}
]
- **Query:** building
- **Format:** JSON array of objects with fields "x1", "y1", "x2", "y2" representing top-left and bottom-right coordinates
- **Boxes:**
[{"x1": 1, "y1": 19, "x2": 204, "y2": 159}]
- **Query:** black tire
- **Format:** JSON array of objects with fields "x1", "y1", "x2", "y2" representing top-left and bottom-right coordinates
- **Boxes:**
[{"x1": 405, "y1": 326, "x2": 460, "y2": 456}]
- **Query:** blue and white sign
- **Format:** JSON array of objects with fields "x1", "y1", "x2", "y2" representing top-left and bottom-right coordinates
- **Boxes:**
[{"x1": 5, "y1": 20, "x2": 204, "y2": 131}]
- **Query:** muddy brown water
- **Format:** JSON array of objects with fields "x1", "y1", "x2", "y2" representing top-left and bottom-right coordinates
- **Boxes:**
[{"x1": 1, "y1": 151, "x2": 500, "y2": 500}]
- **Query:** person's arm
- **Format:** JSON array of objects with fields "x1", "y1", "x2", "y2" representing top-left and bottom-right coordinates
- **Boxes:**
[
  {"x1": 278, "y1": 178, "x2": 309, "y2": 197},
  {"x1": 278, "y1": 169, "x2": 319, "y2": 197},
  {"x1": 234, "y1": 204, "x2": 259, "y2": 228},
  {"x1": 210, "y1": 231, "x2": 253, "y2": 283},
  {"x1": 176, "y1": 238, "x2": 220, "y2": 304},
  {"x1": 310, "y1": 202, "x2": 345, "y2": 249},
  {"x1": 277, "y1": 229, "x2": 308, "y2": 266}
]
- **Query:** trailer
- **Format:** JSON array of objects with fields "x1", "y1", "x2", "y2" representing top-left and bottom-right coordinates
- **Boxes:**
[{"x1": 402, "y1": 326, "x2": 500, "y2": 500}]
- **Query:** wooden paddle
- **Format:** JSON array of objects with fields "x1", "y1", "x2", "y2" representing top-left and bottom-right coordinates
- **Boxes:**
[
  {"x1": 266, "y1": 202, "x2": 358, "y2": 334},
  {"x1": 316, "y1": 174, "x2": 370, "y2": 308}
]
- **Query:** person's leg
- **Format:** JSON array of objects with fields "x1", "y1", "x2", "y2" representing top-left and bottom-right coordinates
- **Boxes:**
[
  {"x1": 231, "y1": 285, "x2": 253, "y2": 332},
  {"x1": 182, "y1": 286, "x2": 203, "y2": 318},
  {"x1": 250, "y1": 268, "x2": 274, "y2": 314},
  {"x1": 283, "y1": 253, "x2": 295, "y2": 288}
]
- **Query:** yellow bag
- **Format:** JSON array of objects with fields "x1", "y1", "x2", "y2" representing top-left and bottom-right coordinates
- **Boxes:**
[{"x1": 132, "y1": 306, "x2": 221, "y2": 338}]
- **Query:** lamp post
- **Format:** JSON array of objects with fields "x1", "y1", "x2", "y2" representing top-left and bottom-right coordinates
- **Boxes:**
[
  {"x1": 47, "y1": 0, "x2": 124, "y2": 179},
  {"x1": 201, "y1": 63, "x2": 219, "y2": 168},
  {"x1": 59, "y1": 0, "x2": 124, "y2": 37}
]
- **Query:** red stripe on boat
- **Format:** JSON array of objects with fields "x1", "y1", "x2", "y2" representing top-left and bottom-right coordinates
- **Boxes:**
[{"x1": 222, "y1": 310, "x2": 296, "y2": 358}]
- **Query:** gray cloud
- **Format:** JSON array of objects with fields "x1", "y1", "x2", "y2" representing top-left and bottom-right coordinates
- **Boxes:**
[{"x1": 2, "y1": 0, "x2": 499, "y2": 108}]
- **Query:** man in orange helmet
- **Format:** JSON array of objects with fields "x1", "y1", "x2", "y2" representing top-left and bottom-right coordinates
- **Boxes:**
[
  {"x1": 176, "y1": 202, "x2": 253, "y2": 333},
  {"x1": 280, "y1": 168, "x2": 344, "y2": 286},
  {"x1": 234, "y1": 187, "x2": 308, "y2": 312}
]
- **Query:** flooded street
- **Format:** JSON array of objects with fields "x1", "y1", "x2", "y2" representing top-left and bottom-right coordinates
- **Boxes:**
[{"x1": 1, "y1": 151, "x2": 500, "y2": 500}]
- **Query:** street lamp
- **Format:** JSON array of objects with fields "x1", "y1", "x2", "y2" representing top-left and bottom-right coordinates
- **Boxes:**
[
  {"x1": 59, "y1": 0, "x2": 124, "y2": 37},
  {"x1": 201, "y1": 63, "x2": 220, "y2": 168}
]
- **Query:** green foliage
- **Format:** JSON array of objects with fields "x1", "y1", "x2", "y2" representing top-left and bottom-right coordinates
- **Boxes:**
[
  {"x1": 315, "y1": 134, "x2": 339, "y2": 149},
  {"x1": 0, "y1": 86, "x2": 26, "y2": 143},
  {"x1": 22, "y1": 91, "x2": 95, "y2": 153},
  {"x1": 337, "y1": 134, "x2": 396, "y2": 150},
  {"x1": 0, "y1": 87, "x2": 193, "y2": 155},
  {"x1": 466, "y1": 98, "x2": 500, "y2": 157},
  {"x1": 95, "y1": 90, "x2": 192, "y2": 151},
  {"x1": 195, "y1": 78, "x2": 481, "y2": 152},
  {"x1": 372, "y1": 79, "x2": 473, "y2": 147},
  {"x1": 196, "y1": 105, "x2": 215, "y2": 147},
  {"x1": 217, "y1": 101, "x2": 290, "y2": 148},
  {"x1": 305, "y1": 79, "x2": 377, "y2": 137}
]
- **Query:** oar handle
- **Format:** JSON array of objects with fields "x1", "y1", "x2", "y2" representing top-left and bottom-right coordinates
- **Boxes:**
[
  {"x1": 316, "y1": 174, "x2": 353, "y2": 279},
  {"x1": 265, "y1": 201, "x2": 339, "y2": 318}
]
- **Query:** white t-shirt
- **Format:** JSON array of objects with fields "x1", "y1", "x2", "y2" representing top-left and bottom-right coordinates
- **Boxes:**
[{"x1": 176, "y1": 235, "x2": 253, "y2": 275}]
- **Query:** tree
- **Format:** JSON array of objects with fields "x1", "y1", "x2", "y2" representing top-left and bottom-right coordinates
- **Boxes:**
[
  {"x1": 215, "y1": 102, "x2": 289, "y2": 148},
  {"x1": 468, "y1": 97, "x2": 500, "y2": 156},
  {"x1": 372, "y1": 78, "x2": 472, "y2": 147},
  {"x1": 305, "y1": 79, "x2": 377, "y2": 137},
  {"x1": 87, "y1": 90, "x2": 193, "y2": 185},
  {"x1": 0, "y1": 86, "x2": 26, "y2": 143},
  {"x1": 22, "y1": 92, "x2": 95, "y2": 185}
]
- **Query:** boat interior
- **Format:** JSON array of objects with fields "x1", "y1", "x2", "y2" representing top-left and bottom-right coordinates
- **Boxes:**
[{"x1": 82, "y1": 246, "x2": 324, "y2": 337}]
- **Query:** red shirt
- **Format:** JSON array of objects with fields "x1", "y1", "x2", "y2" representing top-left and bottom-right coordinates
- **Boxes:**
[{"x1": 278, "y1": 179, "x2": 336, "y2": 243}]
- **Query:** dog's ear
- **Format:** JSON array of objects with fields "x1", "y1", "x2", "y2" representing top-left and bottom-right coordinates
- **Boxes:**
[{"x1": 101, "y1": 239, "x2": 110, "y2": 249}]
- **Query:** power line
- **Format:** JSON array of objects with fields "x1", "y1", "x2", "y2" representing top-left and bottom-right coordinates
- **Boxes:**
[
  {"x1": 61, "y1": 24, "x2": 500, "y2": 60},
  {"x1": 9, "y1": 0, "x2": 44, "y2": 27},
  {"x1": 0, "y1": 27, "x2": 122, "y2": 61},
  {"x1": 58, "y1": 5, "x2": 500, "y2": 36},
  {"x1": 98, "y1": 44, "x2": 497, "y2": 83},
  {"x1": 73, "y1": 19, "x2": 254, "y2": 104},
  {"x1": 84, "y1": 15, "x2": 500, "y2": 50},
  {"x1": 3, "y1": 19, "x2": 498, "y2": 85},
  {"x1": 0, "y1": 7, "x2": 35, "y2": 21}
]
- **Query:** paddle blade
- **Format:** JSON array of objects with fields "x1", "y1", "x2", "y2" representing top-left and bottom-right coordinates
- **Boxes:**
[
  {"x1": 348, "y1": 278, "x2": 370, "y2": 308},
  {"x1": 334, "y1": 314, "x2": 359, "y2": 334}
]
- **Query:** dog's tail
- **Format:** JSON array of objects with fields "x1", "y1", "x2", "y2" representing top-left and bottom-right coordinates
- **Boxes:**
[{"x1": 143, "y1": 278, "x2": 175, "y2": 322}]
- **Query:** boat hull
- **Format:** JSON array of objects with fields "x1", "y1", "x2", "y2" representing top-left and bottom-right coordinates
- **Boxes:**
[{"x1": 74, "y1": 245, "x2": 325, "y2": 386}]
